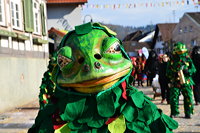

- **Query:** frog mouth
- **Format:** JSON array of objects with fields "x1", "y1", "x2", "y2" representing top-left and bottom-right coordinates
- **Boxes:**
[{"x1": 59, "y1": 68, "x2": 131, "y2": 93}]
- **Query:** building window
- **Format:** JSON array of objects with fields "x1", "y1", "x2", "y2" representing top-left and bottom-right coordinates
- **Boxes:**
[
  {"x1": 179, "y1": 27, "x2": 183, "y2": 34},
  {"x1": 191, "y1": 40, "x2": 197, "y2": 46},
  {"x1": 10, "y1": 0, "x2": 22, "y2": 30},
  {"x1": 184, "y1": 26, "x2": 187, "y2": 33},
  {"x1": 189, "y1": 26, "x2": 193, "y2": 32},
  {"x1": 33, "y1": 2, "x2": 40, "y2": 34},
  {"x1": 0, "y1": 0, "x2": 5, "y2": 25},
  {"x1": 157, "y1": 36, "x2": 162, "y2": 42},
  {"x1": 131, "y1": 42, "x2": 136, "y2": 46}
]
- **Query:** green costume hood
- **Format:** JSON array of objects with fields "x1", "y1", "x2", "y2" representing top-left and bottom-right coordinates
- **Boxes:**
[{"x1": 173, "y1": 42, "x2": 188, "y2": 55}]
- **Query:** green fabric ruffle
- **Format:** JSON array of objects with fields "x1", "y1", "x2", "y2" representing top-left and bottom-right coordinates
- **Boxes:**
[{"x1": 29, "y1": 76, "x2": 178, "y2": 133}]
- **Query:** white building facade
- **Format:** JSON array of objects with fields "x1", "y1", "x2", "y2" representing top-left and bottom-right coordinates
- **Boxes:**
[
  {"x1": 0, "y1": 0, "x2": 49, "y2": 112},
  {"x1": 46, "y1": 0, "x2": 87, "y2": 52}
]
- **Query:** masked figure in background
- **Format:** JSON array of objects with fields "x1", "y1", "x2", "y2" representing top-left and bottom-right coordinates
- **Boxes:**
[
  {"x1": 144, "y1": 50, "x2": 159, "y2": 86},
  {"x1": 28, "y1": 23, "x2": 178, "y2": 133},
  {"x1": 166, "y1": 42, "x2": 196, "y2": 119},
  {"x1": 135, "y1": 54, "x2": 146, "y2": 87},
  {"x1": 191, "y1": 46, "x2": 200, "y2": 105},
  {"x1": 130, "y1": 56, "x2": 137, "y2": 86}
]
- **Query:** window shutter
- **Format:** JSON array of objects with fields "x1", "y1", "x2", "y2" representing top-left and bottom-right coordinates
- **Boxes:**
[
  {"x1": 40, "y1": 3, "x2": 46, "y2": 36},
  {"x1": 23, "y1": 0, "x2": 34, "y2": 32}
]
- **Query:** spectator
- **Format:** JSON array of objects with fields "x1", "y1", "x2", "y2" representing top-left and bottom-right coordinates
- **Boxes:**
[
  {"x1": 158, "y1": 54, "x2": 170, "y2": 104},
  {"x1": 144, "y1": 50, "x2": 159, "y2": 86},
  {"x1": 135, "y1": 56, "x2": 142, "y2": 86},
  {"x1": 130, "y1": 56, "x2": 137, "y2": 86}
]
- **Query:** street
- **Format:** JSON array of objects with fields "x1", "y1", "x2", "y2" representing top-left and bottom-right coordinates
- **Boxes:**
[
  {"x1": 140, "y1": 86, "x2": 200, "y2": 133},
  {"x1": 0, "y1": 86, "x2": 200, "y2": 133}
]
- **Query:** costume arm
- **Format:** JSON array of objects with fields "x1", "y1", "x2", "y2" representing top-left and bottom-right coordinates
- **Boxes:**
[{"x1": 187, "y1": 58, "x2": 196, "y2": 76}]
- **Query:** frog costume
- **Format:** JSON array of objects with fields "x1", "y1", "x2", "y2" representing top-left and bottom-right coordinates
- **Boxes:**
[
  {"x1": 166, "y1": 42, "x2": 196, "y2": 118},
  {"x1": 38, "y1": 53, "x2": 57, "y2": 109},
  {"x1": 29, "y1": 23, "x2": 178, "y2": 133}
]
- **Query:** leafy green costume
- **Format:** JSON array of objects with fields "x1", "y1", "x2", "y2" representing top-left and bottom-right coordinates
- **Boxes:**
[
  {"x1": 38, "y1": 53, "x2": 57, "y2": 109},
  {"x1": 166, "y1": 42, "x2": 196, "y2": 118},
  {"x1": 29, "y1": 23, "x2": 178, "y2": 133}
]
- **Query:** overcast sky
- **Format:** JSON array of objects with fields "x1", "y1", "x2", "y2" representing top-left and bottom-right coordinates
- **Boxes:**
[{"x1": 81, "y1": 0, "x2": 199, "y2": 27}]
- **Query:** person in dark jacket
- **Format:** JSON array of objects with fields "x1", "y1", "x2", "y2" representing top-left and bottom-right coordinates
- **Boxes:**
[
  {"x1": 191, "y1": 46, "x2": 200, "y2": 105},
  {"x1": 158, "y1": 54, "x2": 170, "y2": 104},
  {"x1": 144, "y1": 50, "x2": 159, "y2": 86}
]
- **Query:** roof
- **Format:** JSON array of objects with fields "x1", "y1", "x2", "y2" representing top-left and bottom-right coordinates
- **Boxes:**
[
  {"x1": 123, "y1": 31, "x2": 142, "y2": 41},
  {"x1": 123, "y1": 41, "x2": 151, "y2": 53},
  {"x1": 151, "y1": 23, "x2": 177, "y2": 49},
  {"x1": 139, "y1": 31, "x2": 155, "y2": 43},
  {"x1": 123, "y1": 30, "x2": 154, "y2": 42},
  {"x1": 48, "y1": 27, "x2": 68, "y2": 38},
  {"x1": 157, "y1": 23, "x2": 177, "y2": 42},
  {"x1": 135, "y1": 31, "x2": 153, "y2": 42},
  {"x1": 186, "y1": 12, "x2": 200, "y2": 24},
  {"x1": 47, "y1": 0, "x2": 87, "y2": 4}
]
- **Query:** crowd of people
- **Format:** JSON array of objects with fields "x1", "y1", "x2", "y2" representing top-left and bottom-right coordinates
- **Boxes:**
[{"x1": 130, "y1": 42, "x2": 200, "y2": 119}]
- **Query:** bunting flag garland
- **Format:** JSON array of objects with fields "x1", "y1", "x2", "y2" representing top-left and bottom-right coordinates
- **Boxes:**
[
  {"x1": 82, "y1": 0, "x2": 198, "y2": 9},
  {"x1": 187, "y1": 0, "x2": 190, "y2": 5}
]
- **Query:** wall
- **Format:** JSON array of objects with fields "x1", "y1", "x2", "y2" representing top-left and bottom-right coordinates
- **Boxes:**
[
  {"x1": 0, "y1": 57, "x2": 48, "y2": 113},
  {"x1": 154, "y1": 32, "x2": 165, "y2": 54},
  {"x1": 172, "y1": 14, "x2": 200, "y2": 50},
  {"x1": 47, "y1": 4, "x2": 82, "y2": 30},
  {"x1": 0, "y1": 0, "x2": 49, "y2": 113}
]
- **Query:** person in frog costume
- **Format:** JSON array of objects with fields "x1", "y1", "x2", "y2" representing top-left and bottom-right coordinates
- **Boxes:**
[
  {"x1": 166, "y1": 42, "x2": 196, "y2": 119},
  {"x1": 28, "y1": 23, "x2": 178, "y2": 133}
]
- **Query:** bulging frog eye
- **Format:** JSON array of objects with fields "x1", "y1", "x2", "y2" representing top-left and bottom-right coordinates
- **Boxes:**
[
  {"x1": 106, "y1": 42, "x2": 121, "y2": 54},
  {"x1": 57, "y1": 46, "x2": 72, "y2": 70},
  {"x1": 58, "y1": 54, "x2": 72, "y2": 69}
]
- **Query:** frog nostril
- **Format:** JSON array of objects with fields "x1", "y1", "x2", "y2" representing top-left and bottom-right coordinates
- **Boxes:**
[
  {"x1": 94, "y1": 62, "x2": 101, "y2": 69},
  {"x1": 78, "y1": 57, "x2": 85, "y2": 64},
  {"x1": 83, "y1": 64, "x2": 90, "y2": 72},
  {"x1": 94, "y1": 53, "x2": 102, "y2": 60}
]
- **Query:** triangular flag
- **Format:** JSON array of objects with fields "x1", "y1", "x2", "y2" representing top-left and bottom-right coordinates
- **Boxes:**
[
  {"x1": 187, "y1": 0, "x2": 189, "y2": 5},
  {"x1": 182, "y1": 0, "x2": 185, "y2": 5}
]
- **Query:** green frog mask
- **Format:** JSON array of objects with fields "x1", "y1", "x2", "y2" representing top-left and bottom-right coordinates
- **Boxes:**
[
  {"x1": 53, "y1": 23, "x2": 132, "y2": 93},
  {"x1": 173, "y1": 42, "x2": 188, "y2": 55}
]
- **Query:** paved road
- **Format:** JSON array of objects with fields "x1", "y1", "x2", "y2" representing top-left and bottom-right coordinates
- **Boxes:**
[
  {"x1": 0, "y1": 101, "x2": 39, "y2": 133},
  {"x1": 0, "y1": 86, "x2": 200, "y2": 133},
  {"x1": 139, "y1": 86, "x2": 200, "y2": 133}
]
